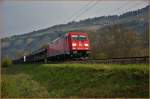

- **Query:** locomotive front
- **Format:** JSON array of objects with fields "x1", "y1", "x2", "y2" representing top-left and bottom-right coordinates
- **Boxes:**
[{"x1": 68, "y1": 32, "x2": 90, "y2": 58}]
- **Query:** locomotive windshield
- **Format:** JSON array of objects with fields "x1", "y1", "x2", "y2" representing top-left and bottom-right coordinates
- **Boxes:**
[
  {"x1": 71, "y1": 35, "x2": 87, "y2": 40},
  {"x1": 78, "y1": 35, "x2": 87, "y2": 40}
]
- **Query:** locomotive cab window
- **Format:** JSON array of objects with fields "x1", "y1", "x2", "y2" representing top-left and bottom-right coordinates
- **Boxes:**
[{"x1": 78, "y1": 35, "x2": 87, "y2": 40}]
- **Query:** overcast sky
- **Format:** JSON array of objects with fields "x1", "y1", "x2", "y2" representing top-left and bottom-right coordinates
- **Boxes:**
[{"x1": 0, "y1": 0, "x2": 149, "y2": 38}]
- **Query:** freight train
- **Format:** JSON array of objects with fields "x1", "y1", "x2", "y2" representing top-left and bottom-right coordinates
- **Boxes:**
[{"x1": 13, "y1": 32, "x2": 90, "y2": 63}]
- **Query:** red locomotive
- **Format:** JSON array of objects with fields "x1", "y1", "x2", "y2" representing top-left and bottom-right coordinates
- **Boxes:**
[
  {"x1": 47, "y1": 32, "x2": 90, "y2": 60},
  {"x1": 13, "y1": 32, "x2": 90, "y2": 63}
]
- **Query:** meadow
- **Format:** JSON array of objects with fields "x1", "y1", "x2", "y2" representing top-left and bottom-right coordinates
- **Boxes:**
[{"x1": 1, "y1": 64, "x2": 149, "y2": 98}]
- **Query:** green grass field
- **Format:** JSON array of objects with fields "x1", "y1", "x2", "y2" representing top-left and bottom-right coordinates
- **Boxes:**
[{"x1": 1, "y1": 64, "x2": 149, "y2": 98}]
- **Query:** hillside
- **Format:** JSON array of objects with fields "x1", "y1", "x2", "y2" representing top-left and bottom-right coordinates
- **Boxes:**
[{"x1": 1, "y1": 6, "x2": 149, "y2": 59}]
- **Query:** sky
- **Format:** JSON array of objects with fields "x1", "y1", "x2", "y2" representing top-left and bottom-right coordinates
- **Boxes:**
[{"x1": 0, "y1": 0, "x2": 149, "y2": 38}]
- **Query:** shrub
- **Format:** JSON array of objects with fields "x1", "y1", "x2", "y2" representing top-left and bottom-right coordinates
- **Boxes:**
[{"x1": 1, "y1": 57, "x2": 12, "y2": 68}]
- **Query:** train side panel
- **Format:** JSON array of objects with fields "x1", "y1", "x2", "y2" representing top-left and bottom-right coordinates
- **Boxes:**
[{"x1": 47, "y1": 34, "x2": 70, "y2": 57}]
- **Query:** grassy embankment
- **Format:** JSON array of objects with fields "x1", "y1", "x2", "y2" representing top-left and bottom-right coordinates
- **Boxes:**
[{"x1": 1, "y1": 64, "x2": 149, "y2": 98}]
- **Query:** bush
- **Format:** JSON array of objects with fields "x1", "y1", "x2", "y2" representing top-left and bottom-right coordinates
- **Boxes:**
[{"x1": 1, "y1": 58, "x2": 12, "y2": 68}]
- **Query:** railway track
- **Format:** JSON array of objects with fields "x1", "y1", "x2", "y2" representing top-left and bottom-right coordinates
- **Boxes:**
[
  {"x1": 14, "y1": 56, "x2": 149, "y2": 64},
  {"x1": 62, "y1": 56, "x2": 149, "y2": 64}
]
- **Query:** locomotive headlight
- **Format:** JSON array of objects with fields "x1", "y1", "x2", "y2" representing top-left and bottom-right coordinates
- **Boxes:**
[
  {"x1": 72, "y1": 43, "x2": 77, "y2": 46},
  {"x1": 84, "y1": 44, "x2": 89, "y2": 46}
]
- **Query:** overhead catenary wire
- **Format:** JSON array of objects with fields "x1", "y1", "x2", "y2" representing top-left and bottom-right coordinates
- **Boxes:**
[
  {"x1": 72, "y1": 0, "x2": 99, "y2": 22},
  {"x1": 71, "y1": 0, "x2": 144, "y2": 22},
  {"x1": 69, "y1": 0, "x2": 133, "y2": 25},
  {"x1": 64, "y1": 0, "x2": 134, "y2": 23},
  {"x1": 63, "y1": 0, "x2": 95, "y2": 23},
  {"x1": 69, "y1": 0, "x2": 137, "y2": 22}
]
